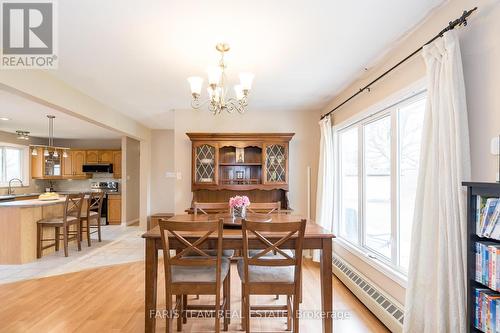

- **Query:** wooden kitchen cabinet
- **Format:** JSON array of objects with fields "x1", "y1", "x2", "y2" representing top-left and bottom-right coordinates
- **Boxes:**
[
  {"x1": 113, "y1": 151, "x2": 122, "y2": 178},
  {"x1": 31, "y1": 148, "x2": 64, "y2": 179},
  {"x1": 60, "y1": 150, "x2": 87, "y2": 179},
  {"x1": 62, "y1": 152, "x2": 73, "y2": 177},
  {"x1": 86, "y1": 150, "x2": 99, "y2": 164},
  {"x1": 71, "y1": 151, "x2": 87, "y2": 177},
  {"x1": 107, "y1": 194, "x2": 121, "y2": 225},
  {"x1": 31, "y1": 148, "x2": 44, "y2": 178},
  {"x1": 32, "y1": 148, "x2": 121, "y2": 180},
  {"x1": 99, "y1": 151, "x2": 113, "y2": 164}
]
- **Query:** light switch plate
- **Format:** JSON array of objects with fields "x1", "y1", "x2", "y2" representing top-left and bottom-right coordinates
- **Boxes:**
[
  {"x1": 491, "y1": 136, "x2": 500, "y2": 155},
  {"x1": 165, "y1": 172, "x2": 176, "y2": 178},
  {"x1": 176, "y1": 172, "x2": 182, "y2": 180}
]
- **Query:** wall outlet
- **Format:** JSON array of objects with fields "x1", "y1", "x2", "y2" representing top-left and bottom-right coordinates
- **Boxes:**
[{"x1": 492, "y1": 136, "x2": 500, "y2": 155}]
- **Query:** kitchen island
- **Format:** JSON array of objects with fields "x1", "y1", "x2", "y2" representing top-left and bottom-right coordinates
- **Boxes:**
[{"x1": 0, "y1": 197, "x2": 67, "y2": 264}]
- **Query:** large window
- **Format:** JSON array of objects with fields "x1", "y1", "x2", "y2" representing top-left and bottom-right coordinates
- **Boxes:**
[
  {"x1": 335, "y1": 92, "x2": 426, "y2": 273},
  {"x1": 0, "y1": 145, "x2": 28, "y2": 187}
]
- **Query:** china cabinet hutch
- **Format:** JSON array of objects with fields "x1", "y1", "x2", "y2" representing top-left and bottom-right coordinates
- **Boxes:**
[{"x1": 187, "y1": 133, "x2": 294, "y2": 209}]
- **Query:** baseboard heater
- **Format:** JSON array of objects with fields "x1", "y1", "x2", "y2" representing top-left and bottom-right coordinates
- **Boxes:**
[{"x1": 332, "y1": 255, "x2": 404, "y2": 333}]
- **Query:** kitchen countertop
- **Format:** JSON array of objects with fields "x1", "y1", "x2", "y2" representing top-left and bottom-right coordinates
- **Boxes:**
[
  {"x1": 0, "y1": 197, "x2": 67, "y2": 208},
  {"x1": 0, "y1": 193, "x2": 41, "y2": 201}
]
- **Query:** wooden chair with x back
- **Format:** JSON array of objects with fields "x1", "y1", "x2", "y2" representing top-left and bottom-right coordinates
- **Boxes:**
[
  {"x1": 239, "y1": 218, "x2": 307, "y2": 333},
  {"x1": 37, "y1": 193, "x2": 84, "y2": 258},
  {"x1": 159, "y1": 218, "x2": 230, "y2": 333},
  {"x1": 247, "y1": 201, "x2": 281, "y2": 215},
  {"x1": 193, "y1": 202, "x2": 229, "y2": 217},
  {"x1": 79, "y1": 191, "x2": 105, "y2": 246}
]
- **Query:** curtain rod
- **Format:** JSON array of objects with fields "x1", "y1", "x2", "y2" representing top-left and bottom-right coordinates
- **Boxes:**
[{"x1": 320, "y1": 7, "x2": 478, "y2": 120}]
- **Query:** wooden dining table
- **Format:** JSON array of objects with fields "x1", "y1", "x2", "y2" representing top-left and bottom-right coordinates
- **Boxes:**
[{"x1": 142, "y1": 213, "x2": 335, "y2": 332}]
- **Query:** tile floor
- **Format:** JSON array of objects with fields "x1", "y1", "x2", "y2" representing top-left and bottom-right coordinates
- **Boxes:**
[{"x1": 0, "y1": 225, "x2": 145, "y2": 284}]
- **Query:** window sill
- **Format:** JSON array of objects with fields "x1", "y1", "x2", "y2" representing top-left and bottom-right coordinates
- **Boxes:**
[
  {"x1": 334, "y1": 238, "x2": 408, "y2": 288},
  {"x1": 0, "y1": 184, "x2": 30, "y2": 189}
]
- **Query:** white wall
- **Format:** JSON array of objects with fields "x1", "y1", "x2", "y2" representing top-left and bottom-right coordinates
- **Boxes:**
[
  {"x1": 150, "y1": 130, "x2": 175, "y2": 214},
  {"x1": 51, "y1": 138, "x2": 122, "y2": 150},
  {"x1": 319, "y1": 0, "x2": 500, "y2": 305},
  {"x1": 173, "y1": 109, "x2": 319, "y2": 217},
  {"x1": 122, "y1": 137, "x2": 141, "y2": 225}
]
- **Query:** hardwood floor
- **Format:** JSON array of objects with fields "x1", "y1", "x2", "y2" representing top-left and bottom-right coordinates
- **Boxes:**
[{"x1": 0, "y1": 259, "x2": 389, "y2": 332}]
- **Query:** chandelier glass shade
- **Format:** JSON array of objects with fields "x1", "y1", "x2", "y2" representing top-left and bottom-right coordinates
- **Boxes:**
[{"x1": 188, "y1": 43, "x2": 254, "y2": 115}]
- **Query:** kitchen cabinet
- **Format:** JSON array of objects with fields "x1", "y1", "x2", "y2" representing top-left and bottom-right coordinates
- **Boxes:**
[
  {"x1": 72, "y1": 151, "x2": 87, "y2": 177},
  {"x1": 99, "y1": 151, "x2": 113, "y2": 164},
  {"x1": 31, "y1": 148, "x2": 44, "y2": 178},
  {"x1": 86, "y1": 150, "x2": 99, "y2": 164},
  {"x1": 107, "y1": 194, "x2": 121, "y2": 225},
  {"x1": 31, "y1": 148, "x2": 64, "y2": 179},
  {"x1": 62, "y1": 150, "x2": 87, "y2": 178},
  {"x1": 113, "y1": 151, "x2": 122, "y2": 178},
  {"x1": 32, "y1": 148, "x2": 121, "y2": 180},
  {"x1": 62, "y1": 151, "x2": 73, "y2": 178}
]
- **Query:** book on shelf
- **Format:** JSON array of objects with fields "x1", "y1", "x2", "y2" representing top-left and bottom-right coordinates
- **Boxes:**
[
  {"x1": 475, "y1": 242, "x2": 500, "y2": 290},
  {"x1": 476, "y1": 196, "x2": 500, "y2": 238},
  {"x1": 474, "y1": 287, "x2": 500, "y2": 332}
]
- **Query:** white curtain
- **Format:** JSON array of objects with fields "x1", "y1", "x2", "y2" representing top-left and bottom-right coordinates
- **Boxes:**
[
  {"x1": 314, "y1": 116, "x2": 334, "y2": 262},
  {"x1": 404, "y1": 30, "x2": 471, "y2": 333}
]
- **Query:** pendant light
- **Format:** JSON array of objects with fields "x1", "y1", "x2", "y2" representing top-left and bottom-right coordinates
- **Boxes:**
[
  {"x1": 46, "y1": 115, "x2": 55, "y2": 158},
  {"x1": 31, "y1": 148, "x2": 38, "y2": 156}
]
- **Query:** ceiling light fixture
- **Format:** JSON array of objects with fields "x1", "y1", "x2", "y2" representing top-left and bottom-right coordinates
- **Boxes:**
[
  {"x1": 0, "y1": 117, "x2": 10, "y2": 121},
  {"x1": 16, "y1": 130, "x2": 30, "y2": 140},
  {"x1": 188, "y1": 43, "x2": 254, "y2": 115},
  {"x1": 30, "y1": 116, "x2": 70, "y2": 158}
]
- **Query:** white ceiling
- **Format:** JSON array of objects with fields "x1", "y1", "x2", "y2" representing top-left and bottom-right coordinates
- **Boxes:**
[
  {"x1": 0, "y1": 90, "x2": 121, "y2": 139},
  {"x1": 50, "y1": 0, "x2": 444, "y2": 129}
]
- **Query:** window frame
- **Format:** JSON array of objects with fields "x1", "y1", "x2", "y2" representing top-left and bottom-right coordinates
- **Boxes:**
[
  {"x1": 0, "y1": 142, "x2": 30, "y2": 188},
  {"x1": 333, "y1": 86, "x2": 426, "y2": 277}
]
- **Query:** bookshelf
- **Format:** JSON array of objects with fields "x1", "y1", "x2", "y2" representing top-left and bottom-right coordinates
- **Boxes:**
[{"x1": 463, "y1": 182, "x2": 500, "y2": 333}]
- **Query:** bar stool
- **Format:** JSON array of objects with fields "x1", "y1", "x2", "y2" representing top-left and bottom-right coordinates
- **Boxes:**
[
  {"x1": 36, "y1": 193, "x2": 84, "y2": 258},
  {"x1": 79, "y1": 191, "x2": 104, "y2": 246}
]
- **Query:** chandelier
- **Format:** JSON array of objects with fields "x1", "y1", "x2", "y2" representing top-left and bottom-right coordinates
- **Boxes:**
[{"x1": 187, "y1": 43, "x2": 254, "y2": 115}]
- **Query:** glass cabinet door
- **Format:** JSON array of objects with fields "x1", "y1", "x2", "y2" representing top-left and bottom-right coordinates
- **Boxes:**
[
  {"x1": 44, "y1": 150, "x2": 62, "y2": 177},
  {"x1": 264, "y1": 143, "x2": 287, "y2": 184},
  {"x1": 194, "y1": 143, "x2": 218, "y2": 185}
]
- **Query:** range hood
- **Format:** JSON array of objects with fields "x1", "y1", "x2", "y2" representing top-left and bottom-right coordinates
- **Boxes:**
[{"x1": 82, "y1": 164, "x2": 113, "y2": 173}]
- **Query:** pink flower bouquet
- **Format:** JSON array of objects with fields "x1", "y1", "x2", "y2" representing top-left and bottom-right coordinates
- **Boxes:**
[
  {"x1": 229, "y1": 195, "x2": 250, "y2": 219},
  {"x1": 229, "y1": 195, "x2": 250, "y2": 208}
]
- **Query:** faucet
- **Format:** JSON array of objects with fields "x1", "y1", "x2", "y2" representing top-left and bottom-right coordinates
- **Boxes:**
[{"x1": 7, "y1": 178, "x2": 24, "y2": 195}]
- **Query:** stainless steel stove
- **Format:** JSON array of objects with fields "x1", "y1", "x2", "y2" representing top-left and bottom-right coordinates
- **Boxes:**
[
  {"x1": 90, "y1": 181, "x2": 119, "y2": 193},
  {"x1": 90, "y1": 181, "x2": 119, "y2": 224}
]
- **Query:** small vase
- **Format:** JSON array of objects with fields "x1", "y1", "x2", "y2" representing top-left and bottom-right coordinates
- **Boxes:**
[{"x1": 232, "y1": 206, "x2": 246, "y2": 219}]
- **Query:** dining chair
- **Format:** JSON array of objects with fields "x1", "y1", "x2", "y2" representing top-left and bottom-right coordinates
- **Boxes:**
[
  {"x1": 247, "y1": 201, "x2": 281, "y2": 214},
  {"x1": 193, "y1": 202, "x2": 234, "y2": 256},
  {"x1": 159, "y1": 218, "x2": 230, "y2": 333},
  {"x1": 193, "y1": 202, "x2": 229, "y2": 217},
  {"x1": 37, "y1": 193, "x2": 84, "y2": 258},
  {"x1": 78, "y1": 191, "x2": 105, "y2": 246},
  {"x1": 239, "y1": 218, "x2": 307, "y2": 332}
]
